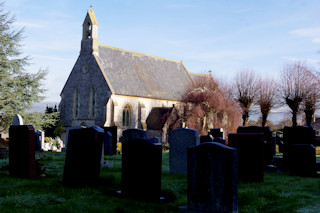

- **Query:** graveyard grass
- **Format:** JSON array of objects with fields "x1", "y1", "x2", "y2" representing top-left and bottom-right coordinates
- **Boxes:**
[{"x1": 1, "y1": 154, "x2": 320, "y2": 213}]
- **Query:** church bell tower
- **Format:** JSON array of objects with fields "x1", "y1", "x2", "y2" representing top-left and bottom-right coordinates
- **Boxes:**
[{"x1": 81, "y1": 6, "x2": 99, "y2": 56}]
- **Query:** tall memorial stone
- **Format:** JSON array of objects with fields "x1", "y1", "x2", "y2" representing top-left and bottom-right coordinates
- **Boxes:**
[
  {"x1": 63, "y1": 126, "x2": 104, "y2": 187},
  {"x1": 9, "y1": 125, "x2": 36, "y2": 178},
  {"x1": 122, "y1": 128, "x2": 147, "y2": 142},
  {"x1": 103, "y1": 126, "x2": 118, "y2": 155},
  {"x1": 64, "y1": 126, "x2": 86, "y2": 151},
  {"x1": 169, "y1": 128, "x2": 200, "y2": 174},
  {"x1": 188, "y1": 142, "x2": 238, "y2": 213},
  {"x1": 283, "y1": 126, "x2": 316, "y2": 168},
  {"x1": 288, "y1": 144, "x2": 316, "y2": 177},
  {"x1": 121, "y1": 138, "x2": 162, "y2": 200},
  {"x1": 35, "y1": 130, "x2": 45, "y2": 152},
  {"x1": 228, "y1": 133, "x2": 264, "y2": 182},
  {"x1": 103, "y1": 131, "x2": 113, "y2": 155},
  {"x1": 237, "y1": 126, "x2": 273, "y2": 164}
]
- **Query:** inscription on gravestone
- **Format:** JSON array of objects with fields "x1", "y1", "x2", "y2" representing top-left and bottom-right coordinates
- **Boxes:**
[
  {"x1": 169, "y1": 128, "x2": 200, "y2": 174},
  {"x1": 188, "y1": 142, "x2": 238, "y2": 213}
]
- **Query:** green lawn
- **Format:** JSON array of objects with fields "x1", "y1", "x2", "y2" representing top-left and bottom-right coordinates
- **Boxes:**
[{"x1": 0, "y1": 153, "x2": 320, "y2": 212}]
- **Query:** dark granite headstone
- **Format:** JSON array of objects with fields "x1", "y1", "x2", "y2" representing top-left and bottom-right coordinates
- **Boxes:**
[
  {"x1": 121, "y1": 138, "x2": 162, "y2": 200},
  {"x1": 210, "y1": 128, "x2": 224, "y2": 138},
  {"x1": 287, "y1": 144, "x2": 316, "y2": 177},
  {"x1": 103, "y1": 126, "x2": 118, "y2": 155},
  {"x1": 200, "y1": 135, "x2": 213, "y2": 144},
  {"x1": 103, "y1": 131, "x2": 113, "y2": 155},
  {"x1": 9, "y1": 125, "x2": 36, "y2": 178},
  {"x1": 122, "y1": 128, "x2": 147, "y2": 142},
  {"x1": 283, "y1": 126, "x2": 316, "y2": 168},
  {"x1": 169, "y1": 128, "x2": 200, "y2": 174},
  {"x1": 63, "y1": 126, "x2": 104, "y2": 187},
  {"x1": 237, "y1": 126, "x2": 273, "y2": 164},
  {"x1": 188, "y1": 142, "x2": 238, "y2": 213},
  {"x1": 228, "y1": 133, "x2": 264, "y2": 182}
]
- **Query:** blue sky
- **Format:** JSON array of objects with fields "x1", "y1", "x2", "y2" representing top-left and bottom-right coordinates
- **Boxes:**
[{"x1": 5, "y1": 0, "x2": 320, "y2": 104}]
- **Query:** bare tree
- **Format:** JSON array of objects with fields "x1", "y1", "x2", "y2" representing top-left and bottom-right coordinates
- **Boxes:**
[
  {"x1": 280, "y1": 61, "x2": 310, "y2": 127},
  {"x1": 257, "y1": 77, "x2": 278, "y2": 127},
  {"x1": 303, "y1": 70, "x2": 320, "y2": 126},
  {"x1": 232, "y1": 69, "x2": 260, "y2": 126}
]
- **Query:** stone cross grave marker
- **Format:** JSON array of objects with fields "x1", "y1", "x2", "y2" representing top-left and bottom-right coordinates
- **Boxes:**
[
  {"x1": 12, "y1": 114, "x2": 23, "y2": 125},
  {"x1": 63, "y1": 126, "x2": 104, "y2": 187},
  {"x1": 187, "y1": 142, "x2": 238, "y2": 213},
  {"x1": 9, "y1": 125, "x2": 36, "y2": 177},
  {"x1": 121, "y1": 138, "x2": 162, "y2": 201},
  {"x1": 169, "y1": 128, "x2": 200, "y2": 174},
  {"x1": 122, "y1": 128, "x2": 147, "y2": 142},
  {"x1": 228, "y1": 133, "x2": 264, "y2": 183}
]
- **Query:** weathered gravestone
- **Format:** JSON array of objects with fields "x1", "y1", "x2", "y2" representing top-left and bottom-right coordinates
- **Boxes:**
[
  {"x1": 187, "y1": 142, "x2": 238, "y2": 213},
  {"x1": 103, "y1": 126, "x2": 117, "y2": 155},
  {"x1": 237, "y1": 126, "x2": 274, "y2": 165},
  {"x1": 12, "y1": 114, "x2": 23, "y2": 125},
  {"x1": 9, "y1": 125, "x2": 37, "y2": 177},
  {"x1": 228, "y1": 133, "x2": 264, "y2": 182},
  {"x1": 288, "y1": 144, "x2": 316, "y2": 177},
  {"x1": 103, "y1": 131, "x2": 113, "y2": 155},
  {"x1": 283, "y1": 126, "x2": 316, "y2": 168},
  {"x1": 35, "y1": 130, "x2": 44, "y2": 152},
  {"x1": 121, "y1": 138, "x2": 162, "y2": 200},
  {"x1": 122, "y1": 128, "x2": 147, "y2": 142},
  {"x1": 169, "y1": 128, "x2": 200, "y2": 174},
  {"x1": 210, "y1": 128, "x2": 224, "y2": 139},
  {"x1": 63, "y1": 126, "x2": 104, "y2": 187},
  {"x1": 213, "y1": 137, "x2": 226, "y2": 145}
]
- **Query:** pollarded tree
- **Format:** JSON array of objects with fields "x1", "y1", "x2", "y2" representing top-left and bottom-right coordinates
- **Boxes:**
[
  {"x1": 256, "y1": 77, "x2": 278, "y2": 127},
  {"x1": 0, "y1": 3, "x2": 47, "y2": 132},
  {"x1": 280, "y1": 61, "x2": 309, "y2": 127},
  {"x1": 302, "y1": 70, "x2": 320, "y2": 126},
  {"x1": 232, "y1": 69, "x2": 260, "y2": 126}
]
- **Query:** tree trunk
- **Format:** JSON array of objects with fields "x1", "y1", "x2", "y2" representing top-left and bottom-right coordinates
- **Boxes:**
[
  {"x1": 242, "y1": 110, "x2": 249, "y2": 126},
  {"x1": 292, "y1": 110, "x2": 297, "y2": 127},
  {"x1": 261, "y1": 113, "x2": 268, "y2": 127},
  {"x1": 305, "y1": 110, "x2": 314, "y2": 126}
]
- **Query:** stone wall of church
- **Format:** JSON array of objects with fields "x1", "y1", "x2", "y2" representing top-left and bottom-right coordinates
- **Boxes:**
[
  {"x1": 60, "y1": 54, "x2": 112, "y2": 127},
  {"x1": 105, "y1": 95, "x2": 178, "y2": 140}
]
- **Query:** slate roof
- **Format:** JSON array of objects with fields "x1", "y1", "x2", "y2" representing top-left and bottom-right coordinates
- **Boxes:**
[{"x1": 97, "y1": 45, "x2": 194, "y2": 101}]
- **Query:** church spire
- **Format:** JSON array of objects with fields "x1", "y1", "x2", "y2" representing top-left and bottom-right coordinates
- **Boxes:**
[{"x1": 81, "y1": 6, "x2": 99, "y2": 56}]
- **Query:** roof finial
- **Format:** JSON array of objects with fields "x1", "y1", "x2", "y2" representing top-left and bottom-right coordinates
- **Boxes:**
[{"x1": 90, "y1": 4, "x2": 93, "y2": 10}]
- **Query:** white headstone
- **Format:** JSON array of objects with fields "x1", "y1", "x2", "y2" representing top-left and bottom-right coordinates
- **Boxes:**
[{"x1": 12, "y1": 114, "x2": 23, "y2": 125}]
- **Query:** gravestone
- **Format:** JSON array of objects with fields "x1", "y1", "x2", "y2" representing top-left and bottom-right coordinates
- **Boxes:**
[
  {"x1": 122, "y1": 128, "x2": 147, "y2": 142},
  {"x1": 103, "y1": 126, "x2": 117, "y2": 155},
  {"x1": 103, "y1": 131, "x2": 113, "y2": 155},
  {"x1": 288, "y1": 144, "x2": 316, "y2": 177},
  {"x1": 210, "y1": 128, "x2": 224, "y2": 139},
  {"x1": 64, "y1": 126, "x2": 86, "y2": 151},
  {"x1": 200, "y1": 135, "x2": 213, "y2": 144},
  {"x1": 9, "y1": 125, "x2": 36, "y2": 178},
  {"x1": 283, "y1": 126, "x2": 316, "y2": 168},
  {"x1": 169, "y1": 128, "x2": 200, "y2": 174},
  {"x1": 121, "y1": 138, "x2": 162, "y2": 200},
  {"x1": 228, "y1": 133, "x2": 264, "y2": 182},
  {"x1": 188, "y1": 142, "x2": 238, "y2": 213},
  {"x1": 63, "y1": 126, "x2": 104, "y2": 187},
  {"x1": 35, "y1": 130, "x2": 45, "y2": 152},
  {"x1": 237, "y1": 126, "x2": 273, "y2": 164},
  {"x1": 12, "y1": 114, "x2": 23, "y2": 125}
]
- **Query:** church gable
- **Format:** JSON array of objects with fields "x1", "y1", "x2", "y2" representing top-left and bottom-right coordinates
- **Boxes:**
[{"x1": 97, "y1": 45, "x2": 194, "y2": 101}]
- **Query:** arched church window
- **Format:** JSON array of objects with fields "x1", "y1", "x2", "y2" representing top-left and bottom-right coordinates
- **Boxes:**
[
  {"x1": 122, "y1": 104, "x2": 131, "y2": 127},
  {"x1": 73, "y1": 88, "x2": 80, "y2": 118},
  {"x1": 90, "y1": 87, "x2": 96, "y2": 118}
]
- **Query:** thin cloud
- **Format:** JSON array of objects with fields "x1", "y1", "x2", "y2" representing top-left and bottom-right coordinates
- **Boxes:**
[
  {"x1": 282, "y1": 56, "x2": 320, "y2": 66},
  {"x1": 13, "y1": 22, "x2": 45, "y2": 28},
  {"x1": 290, "y1": 27, "x2": 320, "y2": 43}
]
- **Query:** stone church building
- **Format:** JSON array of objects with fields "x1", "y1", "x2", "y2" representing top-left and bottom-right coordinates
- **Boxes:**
[{"x1": 59, "y1": 8, "x2": 199, "y2": 141}]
